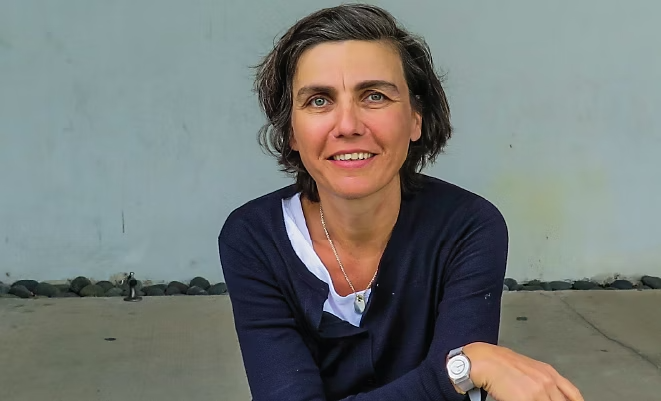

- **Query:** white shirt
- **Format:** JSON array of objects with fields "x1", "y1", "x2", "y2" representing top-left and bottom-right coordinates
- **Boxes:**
[{"x1": 282, "y1": 193, "x2": 370, "y2": 327}]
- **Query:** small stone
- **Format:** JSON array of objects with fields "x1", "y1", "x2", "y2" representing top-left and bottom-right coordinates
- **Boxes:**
[
  {"x1": 80, "y1": 284, "x2": 105, "y2": 297},
  {"x1": 70, "y1": 276, "x2": 92, "y2": 294},
  {"x1": 55, "y1": 284, "x2": 71, "y2": 292},
  {"x1": 144, "y1": 286, "x2": 165, "y2": 296},
  {"x1": 168, "y1": 281, "x2": 189, "y2": 293},
  {"x1": 521, "y1": 285, "x2": 544, "y2": 291},
  {"x1": 641, "y1": 276, "x2": 661, "y2": 289},
  {"x1": 9, "y1": 285, "x2": 32, "y2": 299},
  {"x1": 12, "y1": 280, "x2": 39, "y2": 292},
  {"x1": 186, "y1": 286, "x2": 208, "y2": 296},
  {"x1": 208, "y1": 282, "x2": 228, "y2": 295},
  {"x1": 165, "y1": 286, "x2": 181, "y2": 296},
  {"x1": 55, "y1": 291, "x2": 81, "y2": 298},
  {"x1": 0, "y1": 282, "x2": 10, "y2": 295},
  {"x1": 504, "y1": 278, "x2": 518, "y2": 289},
  {"x1": 610, "y1": 280, "x2": 634, "y2": 290},
  {"x1": 190, "y1": 277, "x2": 210, "y2": 290},
  {"x1": 105, "y1": 288, "x2": 124, "y2": 297},
  {"x1": 33, "y1": 282, "x2": 60, "y2": 297},
  {"x1": 573, "y1": 280, "x2": 598, "y2": 290},
  {"x1": 549, "y1": 281, "x2": 573, "y2": 291},
  {"x1": 96, "y1": 281, "x2": 115, "y2": 292}
]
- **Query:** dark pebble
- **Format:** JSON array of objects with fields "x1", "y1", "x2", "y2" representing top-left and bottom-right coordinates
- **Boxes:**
[
  {"x1": 80, "y1": 284, "x2": 105, "y2": 297},
  {"x1": 168, "y1": 281, "x2": 189, "y2": 293},
  {"x1": 12, "y1": 280, "x2": 39, "y2": 292},
  {"x1": 9, "y1": 285, "x2": 32, "y2": 299},
  {"x1": 573, "y1": 280, "x2": 599, "y2": 290},
  {"x1": 70, "y1": 276, "x2": 92, "y2": 294},
  {"x1": 165, "y1": 286, "x2": 181, "y2": 296},
  {"x1": 54, "y1": 284, "x2": 71, "y2": 293},
  {"x1": 0, "y1": 282, "x2": 10, "y2": 295},
  {"x1": 144, "y1": 286, "x2": 165, "y2": 296},
  {"x1": 33, "y1": 282, "x2": 59, "y2": 297},
  {"x1": 549, "y1": 281, "x2": 573, "y2": 291},
  {"x1": 95, "y1": 281, "x2": 115, "y2": 292},
  {"x1": 208, "y1": 282, "x2": 228, "y2": 295},
  {"x1": 610, "y1": 280, "x2": 634, "y2": 290},
  {"x1": 504, "y1": 278, "x2": 518, "y2": 289},
  {"x1": 641, "y1": 276, "x2": 661, "y2": 289},
  {"x1": 105, "y1": 288, "x2": 124, "y2": 297},
  {"x1": 190, "y1": 277, "x2": 210, "y2": 290},
  {"x1": 521, "y1": 285, "x2": 545, "y2": 291},
  {"x1": 186, "y1": 286, "x2": 208, "y2": 296}
]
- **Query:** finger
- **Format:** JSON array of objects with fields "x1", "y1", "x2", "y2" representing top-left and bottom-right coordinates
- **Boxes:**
[
  {"x1": 547, "y1": 383, "x2": 569, "y2": 401},
  {"x1": 554, "y1": 374, "x2": 584, "y2": 401}
]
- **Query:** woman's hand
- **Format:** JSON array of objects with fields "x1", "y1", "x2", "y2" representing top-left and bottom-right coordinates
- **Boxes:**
[{"x1": 463, "y1": 342, "x2": 584, "y2": 401}]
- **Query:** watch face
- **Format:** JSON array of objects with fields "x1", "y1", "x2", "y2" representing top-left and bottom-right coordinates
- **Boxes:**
[{"x1": 448, "y1": 355, "x2": 470, "y2": 379}]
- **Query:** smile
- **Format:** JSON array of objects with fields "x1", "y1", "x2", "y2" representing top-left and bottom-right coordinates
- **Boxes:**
[{"x1": 331, "y1": 152, "x2": 375, "y2": 161}]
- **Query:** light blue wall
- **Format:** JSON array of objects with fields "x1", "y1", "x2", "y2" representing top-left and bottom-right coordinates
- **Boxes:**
[{"x1": 1, "y1": 1, "x2": 659, "y2": 283}]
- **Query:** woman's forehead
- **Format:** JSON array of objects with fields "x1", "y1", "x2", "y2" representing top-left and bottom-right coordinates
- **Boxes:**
[{"x1": 293, "y1": 40, "x2": 405, "y2": 90}]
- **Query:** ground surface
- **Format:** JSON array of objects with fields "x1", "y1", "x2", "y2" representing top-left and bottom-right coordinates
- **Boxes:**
[{"x1": 1, "y1": 291, "x2": 659, "y2": 400}]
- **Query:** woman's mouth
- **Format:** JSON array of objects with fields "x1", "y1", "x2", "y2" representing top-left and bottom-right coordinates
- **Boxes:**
[{"x1": 330, "y1": 152, "x2": 375, "y2": 161}]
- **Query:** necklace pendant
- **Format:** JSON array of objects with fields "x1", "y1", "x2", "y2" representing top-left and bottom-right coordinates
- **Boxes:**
[{"x1": 354, "y1": 293, "x2": 366, "y2": 314}]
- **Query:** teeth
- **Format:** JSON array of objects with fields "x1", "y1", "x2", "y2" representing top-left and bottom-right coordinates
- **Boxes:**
[{"x1": 333, "y1": 152, "x2": 374, "y2": 161}]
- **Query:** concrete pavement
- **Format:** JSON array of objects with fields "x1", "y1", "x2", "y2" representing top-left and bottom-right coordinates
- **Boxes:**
[{"x1": 0, "y1": 291, "x2": 659, "y2": 400}]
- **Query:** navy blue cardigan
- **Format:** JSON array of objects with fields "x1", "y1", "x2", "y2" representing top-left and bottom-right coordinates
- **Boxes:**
[{"x1": 218, "y1": 175, "x2": 509, "y2": 401}]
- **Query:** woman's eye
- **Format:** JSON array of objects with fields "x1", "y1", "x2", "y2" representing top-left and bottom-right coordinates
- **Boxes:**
[
  {"x1": 311, "y1": 97, "x2": 327, "y2": 107},
  {"x1": 368, "y1": 93, "x2": 384, "y2": 102}
]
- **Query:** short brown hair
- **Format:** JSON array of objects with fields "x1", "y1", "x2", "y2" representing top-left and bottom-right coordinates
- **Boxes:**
[{"x1": 254, "y1": 4, "x2": 452, "y2": 202}]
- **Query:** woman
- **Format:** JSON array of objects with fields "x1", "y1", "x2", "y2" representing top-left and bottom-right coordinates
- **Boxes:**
[{"x1": 218, "y1": 4, "x2": 583, "y2": 401}]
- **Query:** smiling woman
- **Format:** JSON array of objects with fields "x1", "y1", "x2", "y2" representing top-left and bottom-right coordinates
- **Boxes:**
[{"x1": 218, "y1": 4, "x2": 584, "y2": 401}]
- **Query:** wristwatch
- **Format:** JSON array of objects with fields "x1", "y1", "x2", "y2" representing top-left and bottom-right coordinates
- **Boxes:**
[{"x1": 447, "y1": 347, "x2": 481, "y2": 401}]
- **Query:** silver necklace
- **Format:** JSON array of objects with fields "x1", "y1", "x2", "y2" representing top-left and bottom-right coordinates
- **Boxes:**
[{"x1": 319, "y1": 204, "x2": 378, "y2": 314}]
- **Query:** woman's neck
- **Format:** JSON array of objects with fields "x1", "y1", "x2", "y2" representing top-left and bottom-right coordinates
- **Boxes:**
[{"x1": 302, "y1": 179, "x2": 401, "y2": 252}]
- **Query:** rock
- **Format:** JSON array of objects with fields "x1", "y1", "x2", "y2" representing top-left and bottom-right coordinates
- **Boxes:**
[
  {"x1": 641, "y1": 285, "x2": 652, "y2": 290},
  {"x1": 503, "y1": 284, "x2": 509, "y2": 291},
  {"x1": 0, "y1": 293, "x2": 19, "y2": 298},
  {"x1": 55, "y1": 284, "x2": 71, "y2": 293},
  {"x1": 70, "y1": 276, "x2": 92, "y2": 294},
  {"x1": 96, "y1": 281, "x2": 115, "y2": 292},
  {"x1": 33, "y1": 282, "x2": 59, "y2": 297},
  {"x1": 589, "y1": 286, "x2": 605, "y2": 290},
  {"x1": 165, "y1": 286, "x2": 182, "y2": 296},
  {"x1": 208, "y1": 282, "x2": 228, "y2": 295},
  {"x1": 549, "y1": 281, "x2": 573, "y2": 291},
  {"x1": 9, "y1": 285, "x2": 32, "y2": 299},
  {"x1": 504, "y1": 278, "x2": 518, "y2": 289},
  {"x1": 610, "y1": 280, "x2": 634, "y2": 290},
  {"x1": 168, "y1": 281, "x2": 189, "y2": 293},
  {"x1": 151, "y1": 284, "x2": 168, "y2": 291},
  {"x1": 190, "y1": 277, "x2": 210, "y2": 290},
  {"x1": 0, "y1": 282, "x2": 10, "y2": 295},
  {"x1": 144, "y1": 286, "x2": 165, "y2": 296},
  {"x1": 641, "y1": 275, "x2": 661, "y2": 289},
  {"x1": 540, "y1": 282, "x2": 552, "y2": 291},
  {"x1": 526, "y1": 279, "x2": 542, "y2": 286},
  {"x1": 186, "y1": 286, "x2": 208, "y2": 296},
  {"x1": 55, "y1": 291, "x2": 80, "y2": 298},
  {"x1": 12, "y1": 280, "x2": 39, "y2": 292},
  {"x1": 105, "y1": 288, "x2": 124, "y2": 297},
  {"x1": 573, "y1": 280, "x2": 598, "y2": 290},
  {"x1": 80, "y1": 284, "x2": 105, "y2": 297},
  {"x1": 521, "y1": 285, "x2": 544, "y2": 291}
]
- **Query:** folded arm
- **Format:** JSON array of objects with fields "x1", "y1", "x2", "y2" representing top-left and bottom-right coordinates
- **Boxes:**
[{"x1": 219, "y1": 198, "x2": 508, "y2": 401}]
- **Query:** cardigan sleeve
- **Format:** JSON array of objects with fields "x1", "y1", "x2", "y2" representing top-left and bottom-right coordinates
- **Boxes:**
[
  {"x1": 219, "y1": 196, "x2": 508, "y2": 401},
  {"x1": 218, "y1": 230, "x2": 328, "y2": 401},
  {"x1": 338, "y1": 197, "x2": 509, "y2": 401}
]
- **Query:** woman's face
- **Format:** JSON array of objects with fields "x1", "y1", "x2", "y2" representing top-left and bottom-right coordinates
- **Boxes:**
[{"x1": 290, "y1": 40, "x2": 422, "y2": 201}]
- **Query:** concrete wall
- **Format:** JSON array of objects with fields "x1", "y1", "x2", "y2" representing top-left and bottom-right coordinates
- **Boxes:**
[{"x1": 1, "y1": 0, "x2": 659, "y2": 283}]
